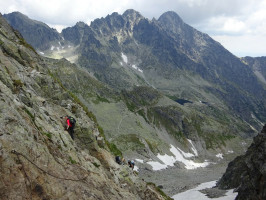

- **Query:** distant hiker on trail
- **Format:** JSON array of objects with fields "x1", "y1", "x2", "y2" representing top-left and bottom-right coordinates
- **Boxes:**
[
  {"x1": 116, "y1": 156, "x2": 126, "y2": 165},
  {"x1": 128, "y1": 160, "x2": 135, "y2": 170},
  {"x1": 64, "y1": 116, "x2": 76, "y2": 140},
  {"x1": 115, "y1": 156, "x2": 122, "y2": 164}
]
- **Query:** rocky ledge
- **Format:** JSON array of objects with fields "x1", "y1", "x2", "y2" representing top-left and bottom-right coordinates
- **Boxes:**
[{"x1": 217, "y1": 124, "x2": 266, "y2": 200}]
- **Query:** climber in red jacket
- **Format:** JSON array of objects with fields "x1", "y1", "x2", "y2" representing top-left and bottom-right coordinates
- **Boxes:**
[{"x1": 64, "y1": 116, "x2": 76, "y2": 140}]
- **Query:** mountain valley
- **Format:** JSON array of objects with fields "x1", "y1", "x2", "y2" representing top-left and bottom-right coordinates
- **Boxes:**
[{"x1": 1, "y1": 9, "x2": 266, "y2": 199}]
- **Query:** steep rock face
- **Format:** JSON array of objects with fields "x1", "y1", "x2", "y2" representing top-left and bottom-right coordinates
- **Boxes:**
[
  {"x1": 242, "y1": 56, "x2": 266, "y2": 86},
  {"x1": 61, "y1": 22, "x2": 89, "y2": 45},
  {"x1": 217, "y1": 124, "x2": 266, "y2": 200},
  {"x1": 3, "y1": 12, "x2": 63, "y2": 51},
  {"x1": 0, "y1": 14, "x2": 166, "y2": 200}
]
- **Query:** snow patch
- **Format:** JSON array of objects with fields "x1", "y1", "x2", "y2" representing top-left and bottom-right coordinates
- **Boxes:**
[
  {"x1": 51, "y1": 46, "x2": 55, "y2": 51},
  {"x1": 132, "y1": 64, "x2": 143, "y2": 73},
  {"x1": 147, "y1": 144, "x2": 210, "y2": 171},
  {"x1": 135, "y1": 159, "x2": 144, "y2": 163},
  {"x1": 170, "y1": 145, "x2": 209, "y2": 169},
  {"x1": 137, "y1": 68, "x2": 143, "y2": 73},
  {"x1": 188, "y1": 139, "x2": 198, "y2": 156},
  {"x1": 121, "y1": 53, "x2": 143, "y2": 73},
  {"x1": 157, "y1": 154, "x2": 176, "y2": 167},
  {"x1": 249, "y1": 124, "x2": 257, "y2": 131},
  {"x1": 216, "y1": 153, "x2": 223, "y2": 159},
  {"x1": 134, "y1": 165, "x2": 139, "y2": 172},
  {"x1": 132, "y1": 64, "x2": 137, "y2": 70},
  {"x1": 172, "y1": 180, "x2": 237, "y2": 200},
  {"x1": 57, "y1": 47, "x2": 60, "y2": 51},
  {"x1": 121, "y1": 53, "x2": 128, "y2": 63},
  {"x1": 227, "y1": 150, "x2": 234, "y2": 154},
  {"x1": 39, "y1": 52, "x2": 44, "y2": 55},
  {"x1": 177, "y1": 147, "x2": 194, "y2": 158}
]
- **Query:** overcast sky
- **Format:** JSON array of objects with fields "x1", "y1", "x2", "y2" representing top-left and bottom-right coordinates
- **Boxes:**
[{"x1": 1, "y1": 0, "x2": 266, "y2": 57}]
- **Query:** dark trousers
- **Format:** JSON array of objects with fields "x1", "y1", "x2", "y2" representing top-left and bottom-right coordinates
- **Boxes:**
[{"x1": 68, "y1": 126, "x2": 74, "y2": 140}]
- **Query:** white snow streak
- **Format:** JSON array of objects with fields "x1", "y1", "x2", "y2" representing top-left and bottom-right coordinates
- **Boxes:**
[
  {"x1": 147, "y1": 144, "x2": 210, "y2": 171},
  {"x1": 134, "y1": 166, "x2": 139, "y2": 172},
  {"x1": 132, "y1": 64, "x2": 143, "y2": 73},
  {"x1": 121, "y1": 53, "x2": 143, "y2": 73},
  {"x1": 188, "y1": 139, "x2": 198, "y2": 156},
  {"x1": 135, "y1": 159, "x2": 144, "y2": 163},
  {"x1": 132, "y1": 64, "x2": 137, "y2": 70},
  {"x1": 216, "y1": 153, "x2": 223, "y2": 159},
  {"x1": 172, "y1": 180, "x2": 237, "y2": 200},
  {"x1": 121, "y1": 53, "x2": 128, "y2": 63}
]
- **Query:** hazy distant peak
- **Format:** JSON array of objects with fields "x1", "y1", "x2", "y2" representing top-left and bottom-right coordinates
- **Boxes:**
[
  {"x1": 122, "y1": 9, "x2": 143, "y2": 19},
  {"x1": 158, "y1": 11, "x2": 184, "y2": 25},
  {"x1": 75, "y1": 21, "x2": 88, "y2": 27},
  {"x1": 108, "y1": 12, "x2": 120, "y2": 17},
  {"x1": 4, "y1": 11, "x2": 51, "y2": 29},
  {"x1": 6, "y1": 11, "x2": 27, "y2": 18}
]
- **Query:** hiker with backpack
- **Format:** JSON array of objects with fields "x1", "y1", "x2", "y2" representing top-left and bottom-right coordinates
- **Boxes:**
[
  {"x1": 115, "y1": 156, "x2": 122, "y2": 165},
  {"x1": 128, "y1": 160, "x2": 135, "y2": 170},
  {"x1": 64, "y1": 116, "x2": 76, "y2": 140}
]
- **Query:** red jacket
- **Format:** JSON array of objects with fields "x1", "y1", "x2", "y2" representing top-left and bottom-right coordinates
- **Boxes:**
[{"x1": 66, "y1": 118, "x2": 72, "y2": 127}]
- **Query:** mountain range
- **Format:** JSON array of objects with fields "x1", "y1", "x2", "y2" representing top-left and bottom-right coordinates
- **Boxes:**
[
  {"x1": 3, "y1": 8, "x2": 266, "y2": 159},
  {"x1": 1, "y1": 9, "x2": 266, "y2": 199},
  {"x1": 4, "y1": 10, "x2": 266, "y2": 125}
]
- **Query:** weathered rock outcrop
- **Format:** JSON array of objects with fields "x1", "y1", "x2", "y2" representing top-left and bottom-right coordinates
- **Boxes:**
[
  {"x1": 217, "y1": 125, "x2": 266, "y2": 200},
  {"x1": 0, "y1": 14, "x2": 167, "y2": 200},
  {"x1": 243, "y1": 56, "x2": 266, "y2": 87}
]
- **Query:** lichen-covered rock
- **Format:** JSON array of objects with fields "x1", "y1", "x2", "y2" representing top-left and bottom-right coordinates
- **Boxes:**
[{"x1": 217, "y1": 125, "x2": 266, "y2": 200}]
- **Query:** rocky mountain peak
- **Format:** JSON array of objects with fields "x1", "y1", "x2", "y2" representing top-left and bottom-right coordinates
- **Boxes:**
[
  {"x1": 158, "y1": 11, "x2": 184, "y2": 27},
  {"x1": 4, "y1": 11, "x2": 24, "y2": 18},
  {"x1": 61, "y1": 21, "x2": 90, "y2": 45},
  {"x1": 3, "y1": 11, "x2": 62, "y2": 51},
  {"x1": 75, "y1": 21, "x2": 87, "y2": 28},
  {"x1": 122, "y1": 9, "x2": 143, "y2": 19},
  {"x1": 122, "y1": 9, "x2": 144, "y2": 28},
  {"x1": 3, "y1": 11, "x2": 52, "y2": 30}
]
